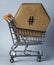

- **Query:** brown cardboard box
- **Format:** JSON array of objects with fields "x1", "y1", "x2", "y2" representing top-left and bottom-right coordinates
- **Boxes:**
[{"x1": 13, "y1": 3, "x2": 50, "y2": 37}]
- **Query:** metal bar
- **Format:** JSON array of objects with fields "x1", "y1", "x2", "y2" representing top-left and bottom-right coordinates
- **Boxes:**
[
  {"x1": 14, "y1": 50, "x2": 39, "y2": 53},
  {"x1": 15, "y1": 42, "x2": 43, "y2": 46},
  {"x1": 14, "y1": 54, "x2": 43, "y2": 57}
]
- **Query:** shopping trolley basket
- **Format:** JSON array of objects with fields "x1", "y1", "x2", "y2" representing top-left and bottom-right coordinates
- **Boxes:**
[{"x1": 3, "y1": 3, "x2": 50, "y2": 63}]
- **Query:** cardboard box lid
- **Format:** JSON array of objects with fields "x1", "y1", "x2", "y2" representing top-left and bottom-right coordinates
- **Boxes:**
[{"x1": 14, "y1": 3, "x2": 50, "y2": 31}]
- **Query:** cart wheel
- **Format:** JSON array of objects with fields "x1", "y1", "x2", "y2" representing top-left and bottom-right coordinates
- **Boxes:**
[
  {"x1": 10, "y1": 57, "x2": 14, "y2": 63},
  {"x1": 36, "y1": 52, "x2": 41, "y2": 62},
  {"x1": 36, "y1": 56, "x2": 41, "y2": 62}
]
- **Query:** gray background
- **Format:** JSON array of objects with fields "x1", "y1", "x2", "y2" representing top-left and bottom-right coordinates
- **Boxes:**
[{"x1": 0, "y1": 0, "x2": 54, "y2": 65}]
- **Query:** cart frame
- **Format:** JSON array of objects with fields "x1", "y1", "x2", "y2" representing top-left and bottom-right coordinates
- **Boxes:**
[{"x1": 6, "y1": 19, "x2": 45, "y2": 63}]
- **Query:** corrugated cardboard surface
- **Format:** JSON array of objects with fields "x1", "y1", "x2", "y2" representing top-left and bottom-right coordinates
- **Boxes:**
[{"x1": 14, "y1": 3, "x2": 50, "y2": 32}]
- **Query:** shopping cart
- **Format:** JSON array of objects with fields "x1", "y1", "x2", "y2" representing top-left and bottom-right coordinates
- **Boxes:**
[{"x1": 3, "y1": 3, "x2": 50, "y2": 63}]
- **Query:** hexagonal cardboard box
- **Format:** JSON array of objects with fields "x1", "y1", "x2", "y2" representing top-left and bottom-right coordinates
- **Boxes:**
[{"x1": 14, "y1": 3, "x2": 50, "y2": 32}]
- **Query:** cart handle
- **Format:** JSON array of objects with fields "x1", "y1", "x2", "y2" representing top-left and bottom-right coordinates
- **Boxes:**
[{"x1": 3, "y1": 13, "x2": 13, "y2": 21}]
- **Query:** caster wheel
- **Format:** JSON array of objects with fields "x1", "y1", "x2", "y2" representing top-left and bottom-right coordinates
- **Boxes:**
[
  {"x1": 36, "y1": 56, "x2": 41, "y2": 62},
  {"x1": 10, "y1": 58, "x2": 14, "y2": 63},
  {"x1": 36, "y1": 52, "x2": 41, "y2": 62},
  {"x1": 10, "y1": 57, "x2": 14, "y2": 63}
]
